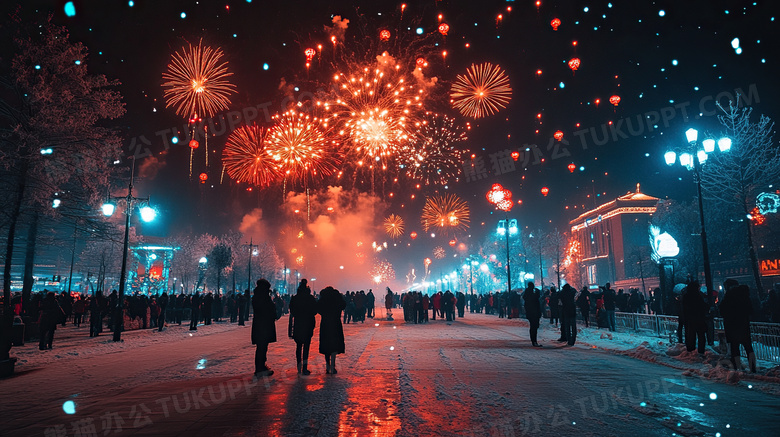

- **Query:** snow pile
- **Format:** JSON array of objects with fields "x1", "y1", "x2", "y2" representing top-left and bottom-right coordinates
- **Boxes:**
[{"x1": 621, "y1": 341, "x2": 657, "y2": 362}]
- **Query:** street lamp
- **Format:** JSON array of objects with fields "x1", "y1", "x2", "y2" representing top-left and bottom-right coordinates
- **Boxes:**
[
  {"x1": 101, "y1": 157, "x2": 157, "y2": 342},
  {"x1": 665, "y1": 128, "x2": 731, "y2": 305},
  {"x1": 244, "y1": 239, "x2": 258, "y2": 291}
]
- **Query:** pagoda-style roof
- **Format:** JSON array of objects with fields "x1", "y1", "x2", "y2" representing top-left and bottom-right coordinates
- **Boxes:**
[{"x1": 569, "y1": 184, "x2": 659, "y2": 231}]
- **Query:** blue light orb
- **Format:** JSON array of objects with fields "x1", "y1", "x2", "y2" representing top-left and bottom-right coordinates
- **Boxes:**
[
  {"x1": 659, "y1": 10, "x2": 666, "y2": 16},
  {"x1": 416, "y1": 27, "x2": 424, "y2": 35},
  {"x1": 559, "y1": 82, "x2": 565, "y2": 88},
  {"x1": 263, "y1": 63, "x2": 269, "y2": 70},
  {"x1": 64, "y1": 2, "x2": 76, "y2": 17},
  {"x1": 63, "y1": 400, "x2": 76, "y2": 415},
  {"x1": 128, "y1": 1, "x2": 134, "y2": 6},
  {"x1": 180, "y1": 12, "x2": 187, "y2": 19},
  {"x1": 171, "y1": 136, "x2": 179, "y2": 144},
  {"x1": 35, "y1": 65, "x2": 41, "y2": 70},
  {"x1": 583, "y1": 7, "x2": 589, "y2": 12},
  {"x1": 709, "y1": 392, "x2": 717, "y2": 400},
  {"x1": 672, "y1": 59, "x2": 678, "y2": 66},
  {"x1": 75, "y1": 60, "x2": 81, "y2": 65}
]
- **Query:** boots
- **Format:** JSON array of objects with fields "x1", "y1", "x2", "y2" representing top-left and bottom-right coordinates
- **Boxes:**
[
  {"x1": 325, "y1": 355, "x2": 332, "y2": 374},
  {"x1": 329, "y1": 354, "x2": 337, "y2": 374},
  {"x1": 748, "y1": 352, "x2": 757, "y2": 373},
  {"x1": 301, "y1": 360, "x2": 311, "y2": 375},
  {"x1": 296, "y1": 361, "x2": 302, "y2": 374}
]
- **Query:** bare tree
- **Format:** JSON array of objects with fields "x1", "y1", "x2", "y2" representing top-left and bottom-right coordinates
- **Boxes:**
[{"x1": 700, "y1": 102, "x2": 780, "y2": 297}]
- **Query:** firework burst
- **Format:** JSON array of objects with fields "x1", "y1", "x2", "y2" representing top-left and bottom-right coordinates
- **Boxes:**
[
  {"x1": 421, "y1": 193, "x2": 470, "y2": 233},
  {"x1": 223, "y1": 125, "x2": 280, "y2": 188},
  {"x1": 162, "y1": 41, "x2": 236, "y2": 118},
  {"x1": 383, "y1": 214, "x2": 405, "y2": 239},
  {"x1": 433, "y1": 246, "x2": 446, "y2": 259},
  {"x1": 267, "y1": 110, "x2": 342, "y2": 186},
  {"x1": 404, "y1": 113, "x2": 467, "y2": 186},
  {"x1": 322, "y1": 63, "x2": 423, "y2": 172},
  {"x1": 370, "y1": 259, "x2": 396, "y2": 284},
  {"x1": 450, "y1": 62, "x2": 512, "y2": 119}
]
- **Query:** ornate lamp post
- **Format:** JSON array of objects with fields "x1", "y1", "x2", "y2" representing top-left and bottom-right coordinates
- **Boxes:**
[
  {"x1": 665, "y1": 128, "x2": 731, "y2": 306},
  {"x1": 101, "y1": 158, "x2": 157, "y2": 342}
]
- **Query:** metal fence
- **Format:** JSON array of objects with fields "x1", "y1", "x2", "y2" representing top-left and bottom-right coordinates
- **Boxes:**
[{"x1": 597, "y1": 312, "x2": 780, "y2": 364}]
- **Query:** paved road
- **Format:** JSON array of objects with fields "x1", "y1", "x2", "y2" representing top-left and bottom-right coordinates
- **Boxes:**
[{"x1": 2, "y1": 312, "x2": 778, "y2": 436}]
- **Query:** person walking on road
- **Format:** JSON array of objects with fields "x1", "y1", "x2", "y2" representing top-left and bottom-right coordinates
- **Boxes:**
[
  {"x1": 39, "y1": 292, "x2": 65, "y2": 350},
  {"x1": 190, "y1": 292, "x2": 201, "y2": 331},
  {"x1": 289, "y1": 279, "x2": 317, "y2": 375},
  {"x1": 157, "y1": 292, "x2": 168, "y2": 332},
  {"x1": 523, "y1": 282, "x2": 542, "y2": 347},
  {"x1": 682, "y1": 281, "x2": 707, "y2": 354},
  {"x1": 252, "y1": 279, "x2": 278, "y2": 377},
  {"x1": 720, "y1": 282, "x2": 756, "y2": 372},
  {"x1": 577, "y1": 287, "x2": 590, "y2": 328},
  {"x1": 385, "y1": 288, "x2": 394, "y2": 321},
  {"x1": 560, "y1": 284, "x2": 577, "y2": 346},
  {"x1": 603, "y1": 283, "x2": 617, "y2": 332},
  {"x1": 318, "y1": 286, "x2": 346, "y2": 374}
]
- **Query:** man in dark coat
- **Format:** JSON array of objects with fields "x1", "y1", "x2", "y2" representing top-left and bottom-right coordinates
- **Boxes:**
[
  {"x1": 39, "y1": 292, "x2": 65, "y2": 350},
  {"x1": 523, "y1": 282, "x2": 542, "y2": 347},
  {"x1": 720, "y1": 282, "x2": 755, "y2": 372},
  {"x1": 317, "y1": 286, "x2": 346, "y2": 374},
  {"x1": 89, "y1": 294, "x2": 103, "y2": 337},
  {"x1": 157, "y1": 292, "x2": 168, "y2": 331},
  {"x1": 560, "y1": 284, "x2": 577, "y2": 345},
  {"x1": 603, "y1": 283, "x2": 617, "y2": 332},
  {"x1": 237, "y1": 290, "x2": 247, "y2": 326},
  {"x1": 289, "y1": 279, "x2": 317, "y2": 375},
  {"x1": 203, "y1": 292, "x2": 213, "y2": 325},
  {"x1": 577, "y1": 287, "x2": 590, "y2": 328},
  {"x1": 682, "y1": 282, "x2": 707, "y2": 353},
  {"x1": 366, "y1": 290, "x2": 375, "y2": 318},
  {"x1": 190, "y1": 292, "x2": 201, "y2": 331},
  {"x1": 252, "y1": 279, "x2": 278, "y2": 376}
]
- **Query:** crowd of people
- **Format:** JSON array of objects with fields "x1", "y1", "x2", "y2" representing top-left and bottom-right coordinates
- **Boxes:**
[{"x1": 5, "y1": 274, "x2": 777, "y2": 376}]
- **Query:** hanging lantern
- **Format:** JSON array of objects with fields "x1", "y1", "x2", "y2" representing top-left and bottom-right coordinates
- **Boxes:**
[
  {"x1": 416, "y1": 57, "x2": 426, "y2": 68},
  {"x1": 189, "y1": 140, "x2": 199, "y2": 149},
  {"x1": 541, "y1": 187, "x2": 549, "y2": 196},
  {"x1": 380, "y1": 29, "x2": 391, "y2": 41},
  {"x1": 554, "y1": 130, "x2": 564, "y2": 141},
  {"x1": 595, "y1": 98, "x2": 601, "y2": 107},
  {"x1": 448, "y1": 239, "x2": 457, "y2": 247},
  {"x1": 568, "y1": 58, "x2": 581, "y2": 71},
  {"x1": 304, "y1": 48, "x2": 316, "y2": 62},
  {"x1": 438, "y1": 23, "x2": 449, "y2": 35},
  {"x1": 550, "y1": 18, "x2": 561, "y2": 31},
  {"x1": 410, "y1": 231, "x2": 418, "y2": 240},
  {"x1": 568, "y1": 163, "x2": 576, "y2": 173},
  {"x1": 199, "y1": 172, "x2": 208, "y2": 183},
  {"x1": 610, "y1": 95, "x2": 621, "y2": 106},
  {"x1": 511, "y1": 151, "x2": 520, "y2": 161}
]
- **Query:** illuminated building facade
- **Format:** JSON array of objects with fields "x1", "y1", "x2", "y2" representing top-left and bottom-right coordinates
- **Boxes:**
[{"x1": 569, "y1": 186, "x2": 659, "y2": 290}]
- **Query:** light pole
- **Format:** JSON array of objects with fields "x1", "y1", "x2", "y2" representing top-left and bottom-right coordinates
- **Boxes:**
[
  {"x1": 665, "y1": 128, "x2": 731, "y2": 306},
  {"x1": 244, "y1": 239, "x2": 258, "y2": 291},
  {"x1": 497, "y1": 218, "x2": 518, "y2": 295},
  {"x1": 101, "y1": 157, "x2": 157, "y2": 342}
]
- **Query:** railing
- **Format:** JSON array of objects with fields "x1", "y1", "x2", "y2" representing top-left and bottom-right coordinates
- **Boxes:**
[{"x1": 593, "y1": 311, "x2": 780, "y2": 364}]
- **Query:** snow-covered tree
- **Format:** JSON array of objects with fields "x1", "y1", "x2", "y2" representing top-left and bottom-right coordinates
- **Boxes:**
[{"x1": 700, "y1": 102, "x2": 779, "y2": 297}]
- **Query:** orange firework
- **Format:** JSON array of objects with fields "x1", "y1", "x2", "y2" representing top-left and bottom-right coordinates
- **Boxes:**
[
  {"x1": 322, "y1": 64, "x2": 423, "y2": 171},
  {"x1": 450, "y1": 62, "x2": 512, "y2": 119},
  {"x1": 223, "y1": 125, "x2": 280, "y2": 188},
  {"x1": 370, "y1": 259, "x2": 396, "y2": 284},
  {"x1": 384, "y1": 214, "x2": 405, "y2": 238},
  {"x1": 405, "y1": 113, "x2": 467, "y2": 186},
  {"x1": 421, "y1": 193, "x2": 470, "y2": 233},
  {"x1": 162, "y1": 40, "x2": 236, "y2": 118},
  {"x1": 267, "y1": 110, "x2": 341, "y2": 185},
  {"x1": 433, "y1": 246, "x2": 446, "y2": 259}
]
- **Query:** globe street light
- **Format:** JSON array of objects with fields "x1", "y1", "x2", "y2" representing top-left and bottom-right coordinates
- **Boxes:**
[
  {"x1": 665, "y1": 128, "x2": 731, "y2": 305},
  {"x1": 101, "y1": 157, "x2": 157, "y2": 342}
]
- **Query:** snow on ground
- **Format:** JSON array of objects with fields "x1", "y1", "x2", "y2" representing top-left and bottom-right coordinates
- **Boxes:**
[{"x1": 2, "y1": 311, "x2": 779, "y2": 437}]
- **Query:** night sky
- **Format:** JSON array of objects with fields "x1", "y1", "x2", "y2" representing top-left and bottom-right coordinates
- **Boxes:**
[{"x1": 3, "y1": 0, "x2": 778, "y2": 287}]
